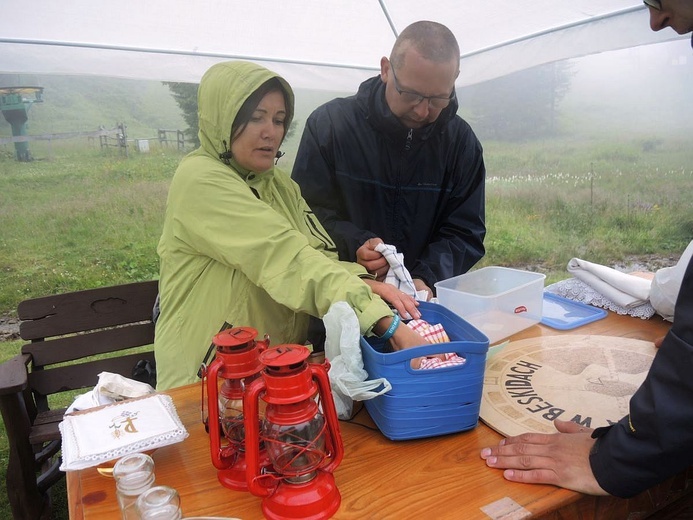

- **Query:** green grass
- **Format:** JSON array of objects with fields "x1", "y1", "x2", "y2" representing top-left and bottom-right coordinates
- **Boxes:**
[
  {"x1": 0, "y1": 135, "x2": 692, "y2": 518},
  {"x1": 477, "y1": 138, "x2": 693, "y2": 282},
  {"x1": 0, "y1": 145, "x2": 180, "y2": 312}
]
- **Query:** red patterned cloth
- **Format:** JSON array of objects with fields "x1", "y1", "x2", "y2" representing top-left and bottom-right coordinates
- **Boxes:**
[
  {"x1": 405, "y1": 319, "x2": 466, "y2": 369},
  {"x1": 407, "y1": 319, "x2": 451, "y2": 343},
  {"x1": 418, "y1": 352, "x2": 466, "y2": 369}
]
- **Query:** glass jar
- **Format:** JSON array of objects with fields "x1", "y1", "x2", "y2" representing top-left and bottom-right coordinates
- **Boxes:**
[
  {"x1": 113, "y1": 453, "x2": 156, "y2": 520},
  {"x1": 136, "y1": 485, "x2": 182, "y2": 520}
]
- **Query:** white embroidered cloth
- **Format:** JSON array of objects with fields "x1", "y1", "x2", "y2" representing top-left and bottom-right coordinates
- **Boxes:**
[
  {"x1": 59, "y1": 393, "x2": 188, "y2": 471},
  {"x1": 567, "y1": 257, "x2": 651, "y2": 308},
  {"x1": 374, "y1": 243, "x2": 428, "y2": 301},
  {"x1": 545, "y1": 278, "x2": 655, "y2": 320}
]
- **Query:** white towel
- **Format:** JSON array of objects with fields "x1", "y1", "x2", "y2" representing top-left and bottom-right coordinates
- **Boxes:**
[
  {"x1": 567, "y1": 258, "x2": 651, "y2": 309},
  {"x1": 66, "y1": 371, "x2": 156, "y2": 414},
  {"x1": 374, "y1": 243, "x2": 428, "y2": 301}
]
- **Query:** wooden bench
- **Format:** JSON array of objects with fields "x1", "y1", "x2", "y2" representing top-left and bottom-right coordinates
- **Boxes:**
[{"x1": 0, "y1": 280, "x2": 158, "y2": 520}]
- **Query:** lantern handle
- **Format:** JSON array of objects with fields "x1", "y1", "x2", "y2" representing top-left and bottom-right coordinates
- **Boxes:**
[
  {"x1": 200, "y1": 363, "x2": 208, "y2": 427},
  {"x1": 311, "y1": 364, "x2": 344, "y2": 473},
  {"x1": 244, "y1": 377, "x2": 277, "y2": 497},
  {"x1": 206, "y1": 358, "x2": 234, "y2": 470},
  {"x1": 197, "y1": 321, "x2": 234, "y2": 378}
]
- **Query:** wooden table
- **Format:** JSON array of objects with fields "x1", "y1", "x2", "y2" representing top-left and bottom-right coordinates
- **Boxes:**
[{"x1": 68, "y1": 312, "x2": 692, "y2": 519}]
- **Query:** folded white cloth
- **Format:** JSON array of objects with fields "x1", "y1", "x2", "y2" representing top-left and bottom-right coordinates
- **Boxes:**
[
  {"x1": 650, "y1": 240, "x2": 693, "y2": 322},
  {"x1": 59, "y1": 393, "x2": 188, "y2": 471},
  {"x1": 374, "y1": 243, "x2": 428, "y2": 301},
  {"x1": 567, "y1": 257, "x2": 651, "y2": 309},
  {"x1": 66, "y1": 371, "x2": 156, "y2": 414}
]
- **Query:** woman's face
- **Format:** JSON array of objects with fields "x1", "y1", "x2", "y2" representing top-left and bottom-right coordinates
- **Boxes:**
[{"x1": 230, "y1": 90, "x2": 287, "y2": 172}]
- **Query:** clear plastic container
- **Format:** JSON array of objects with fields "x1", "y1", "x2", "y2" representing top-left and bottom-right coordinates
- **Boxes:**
[
  {"x1": 113, "y1": 453, "x2": 156, "y2": 520},
  {"x1": 435, "y1": 267, "x2": 545, "y2": 344}
]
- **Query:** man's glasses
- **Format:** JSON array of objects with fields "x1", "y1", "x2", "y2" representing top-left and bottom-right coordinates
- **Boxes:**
[
  {"x1": 643, "y1": 0, "x2": 661, "y2": 10},
  {"x1": 390, "y1": 66, "x2": 455, "y2": 110}
]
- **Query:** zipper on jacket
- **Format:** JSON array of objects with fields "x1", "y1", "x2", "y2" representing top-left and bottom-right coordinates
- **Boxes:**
[{"x1": 392, "y1": 129, "x2": 413, "y2": 243}]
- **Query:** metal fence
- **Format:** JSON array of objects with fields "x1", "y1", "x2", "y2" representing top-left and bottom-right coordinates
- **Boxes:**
[{"x1": 1, "y1": 123, "x2": 194, "y2": 159}]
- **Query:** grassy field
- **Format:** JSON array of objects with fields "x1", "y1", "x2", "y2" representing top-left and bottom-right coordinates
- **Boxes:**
[{"x1": 0, "y1": 136, "x2": 691, "y2": 518}]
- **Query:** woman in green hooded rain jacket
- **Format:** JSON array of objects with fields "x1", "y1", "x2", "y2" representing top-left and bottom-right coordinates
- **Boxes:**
[{"x1": 155, "y1": 61, "x2": 427, "y2": 390}]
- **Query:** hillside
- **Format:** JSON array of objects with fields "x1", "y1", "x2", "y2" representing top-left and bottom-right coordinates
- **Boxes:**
[
  {"x1": 0, "y1": 75, "x2": 187, "y2": 139},
  {"x1": 0, "y1": 73, "x2": 352, "y2": 153}
]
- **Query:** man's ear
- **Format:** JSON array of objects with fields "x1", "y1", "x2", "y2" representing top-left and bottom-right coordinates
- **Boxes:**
[{"x1": 380, "y1": 56, "x2": 390, "y2": 83}]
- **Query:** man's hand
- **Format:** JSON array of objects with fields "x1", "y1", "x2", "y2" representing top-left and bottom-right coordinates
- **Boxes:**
[
  {"x1": 362, "y1": 279, "x2": 420, "y2": 320},
  {"x1": 413, "y1": 278, "x2": 433, "y2": 301},
  {"x1": 356, "y1": 238, "x2": 388, "y2": 281},
  {"x1": 479, "y1": 419, "x2": 609, "y2": 496}
]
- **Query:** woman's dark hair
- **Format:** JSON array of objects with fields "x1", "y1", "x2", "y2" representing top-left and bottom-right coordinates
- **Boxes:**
[{"x1": 230, "y1": 77, "x2": 291, "y2": 143}]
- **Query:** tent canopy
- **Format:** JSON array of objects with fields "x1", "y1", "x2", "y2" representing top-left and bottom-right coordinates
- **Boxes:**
[{"x1": 0, "y1": 0, "x2": 685, "y2": 92}]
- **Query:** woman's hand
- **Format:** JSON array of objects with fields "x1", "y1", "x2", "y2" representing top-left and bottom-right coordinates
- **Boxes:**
[
  {"x1": 373, "y1": 316, "x2": 444, "y2": 369},
  {"x1": 363, "y1": 278, "x2": 420, "y2": 320},
  {"x1": 479, "y1": 419, "x2": 609, "y2": 496}
]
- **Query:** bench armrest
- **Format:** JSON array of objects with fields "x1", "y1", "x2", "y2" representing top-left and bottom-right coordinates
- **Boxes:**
[{"x1": 0, "y1": 353, "x2": 30, "y2": 395}]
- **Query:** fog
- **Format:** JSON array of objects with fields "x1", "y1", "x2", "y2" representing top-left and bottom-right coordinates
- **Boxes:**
[
  {"x1": 2, "y1": 37, "x2": 691, "y2": 148},
  {"x1": 561, "y1": 38, "x2": 693, "y2": 138},
  {"x1": 294, "y1": 38, "x2": 693, "y2": 146}
]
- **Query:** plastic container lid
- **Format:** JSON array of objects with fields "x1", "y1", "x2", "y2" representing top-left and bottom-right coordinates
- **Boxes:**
[{"x1": 541, "y1": 292, "x2": 608, "y2": 330}]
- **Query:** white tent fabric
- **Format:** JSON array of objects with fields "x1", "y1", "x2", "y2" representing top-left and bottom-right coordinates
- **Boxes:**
[{"x1": 0, "y1": 0, "x2": 685, "y2": 92}]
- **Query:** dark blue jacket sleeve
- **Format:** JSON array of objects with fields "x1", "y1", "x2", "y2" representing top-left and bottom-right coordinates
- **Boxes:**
[
  {"x1": 408, "y1": 136, "x2": 486, "y2": 287},
  {"x1": 589, "y1": 256, "x2": 693, "y2": 498},
  {"x1": 292, "y1": 108, "x2": 376, "y2": 260}
]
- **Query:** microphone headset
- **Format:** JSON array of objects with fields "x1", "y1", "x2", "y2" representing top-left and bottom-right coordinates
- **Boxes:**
[{"x1": 219, "y1": 140, "x2": 285, "y2": 165}]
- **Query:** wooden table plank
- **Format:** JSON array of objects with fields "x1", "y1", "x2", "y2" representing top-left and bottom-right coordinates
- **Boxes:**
[{"x1": 68, "y1": 312, "x2": 678, "y2": 519}]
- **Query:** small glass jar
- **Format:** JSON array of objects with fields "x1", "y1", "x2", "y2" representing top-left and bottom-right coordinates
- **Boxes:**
[
  {"x1": 136, "y1": 485, "x2": 182, "y2": 520},
  {"x1": 113, "y1": 453, "x2": 156, "y2": 520}
]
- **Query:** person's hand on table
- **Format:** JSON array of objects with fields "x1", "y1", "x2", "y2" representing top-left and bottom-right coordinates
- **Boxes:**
[
  {"x1": 479, "y1": 419, "x2": 609, "y2": 496},
  {"x1": 363, "y1": 278, "x2": 420, "y2": 320},
  {"x1": 654, "y1": 335, "x2": 665, "y2": 348},
  {"x1": 357, "y1": 237, "x2": 388, "y2": 281},
  {"x1": 413, "y1": 278, "x2": 433, "y2": 301}
]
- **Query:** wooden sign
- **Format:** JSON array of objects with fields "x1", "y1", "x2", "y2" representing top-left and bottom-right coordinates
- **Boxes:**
[{"x1": 480, "y1": 335, "x2": 656, "y2": 437}]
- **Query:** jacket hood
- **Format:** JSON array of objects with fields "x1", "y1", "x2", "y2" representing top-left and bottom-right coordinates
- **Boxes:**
[{"x1": 196, "y1": 60, "x2": 295, "y2": 165}]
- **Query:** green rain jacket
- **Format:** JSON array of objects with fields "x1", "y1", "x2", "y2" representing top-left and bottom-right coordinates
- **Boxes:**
[{"x1": 154, "y1": 61, "x2": 392, "y2": 390}]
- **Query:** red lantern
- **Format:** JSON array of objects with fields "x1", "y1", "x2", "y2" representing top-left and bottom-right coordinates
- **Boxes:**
[
  {"x1": 243, "y1": 345, "x2": 344, "y2": 520},
  {"x1": 201, "y1": 326, "x2": 270, "y2": 491}
]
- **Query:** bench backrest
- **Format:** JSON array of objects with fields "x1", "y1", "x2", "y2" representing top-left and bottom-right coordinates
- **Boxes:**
[{"x1": 18, "y1": 280, "x2": 159, "y2": 414}]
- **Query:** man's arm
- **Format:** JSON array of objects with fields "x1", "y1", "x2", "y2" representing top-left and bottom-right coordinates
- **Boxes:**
[
  {"x1": 480, "y1": 419, "x2": 608, "y2": 495},
  {"x1": 292, "y1": 109, "x2": 375, "y2": 260},
  {"x1": 588, "y1": 276, "x2": 693, "y2": 497},
  {"x1": 481, "y1": 257, "x2": 693, "y2": 498},
  {"x1": 410, "y1": 131, "x2": 486, "y2": 286}
]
